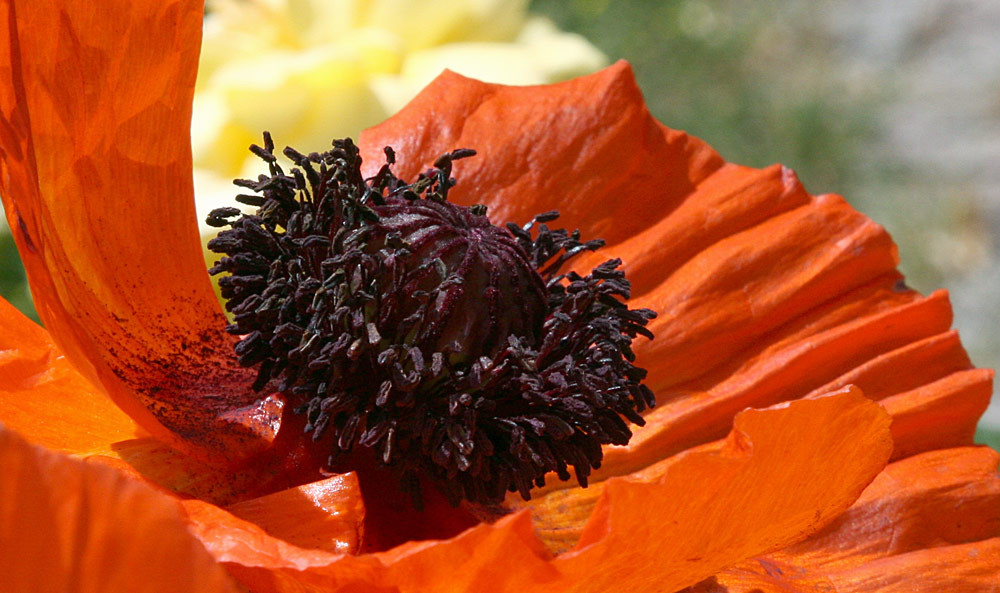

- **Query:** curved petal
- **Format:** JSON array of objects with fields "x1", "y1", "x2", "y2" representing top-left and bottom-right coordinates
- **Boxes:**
[
  {"x1": 577, "y1": 290, "x2": 989, "y2": 489},
  {"x1": 517, "y1": 343, "x2": 990, "y2": 553},
  {"x1": 357, "y1": 63, "x2": 990, "y2": 591},
  {"x1": 0, "y1": 17, "x2": 988, "y2": 591},
  {"x1": 0, "y1": 424, "x2": 239, "y2": 593},
  {"x1": 182, "y1": 498, "x2": 389, "y2": 593},
  {"x1": 551, "y1": 387, "x2": 892, "y2": 592},
  {"x1": 0, "y1": 296, "x2": 286, "y2": 504},
  {"x1": 362, "y1": 60, "x2": 989, "y2": 492},
  {"x1": 0, "y1": 0, "x2": 273, "y2": 461},
  {"x1": 716, "y1": 446, "x2": 1000, "y2": 592},
  {"x1": 182, "y1": 389, "x2": 891, "y2": 593},
  {"x1": 777, "y1": 445, "x2": 1000, "y2": 568},
  {"x1": 358, "y1": 60, "x2": 725, "y2": 247},
  {"x1": 180, "y1": 474, "x2": 370, "y2": 587},
  {"x1": 0, "y1": 296, "x2": 138, "y2": 455},
  {"x1": 630, "y1": 192, "x2": 897, "y2": 388},
  {"x1": 222, "y1": 473, "x2": 366, "y2": 555},
  {"x1": 820, "y1": 539, "x2": 1000, "y2": 593}
]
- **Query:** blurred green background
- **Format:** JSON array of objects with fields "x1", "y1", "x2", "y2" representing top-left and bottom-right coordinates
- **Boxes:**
[{"x1": 2, "y1": 0, "x2": 997, "y2": 448}]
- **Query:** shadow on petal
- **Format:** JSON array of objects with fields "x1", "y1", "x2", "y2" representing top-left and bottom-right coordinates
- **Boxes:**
[
  {"x1": 0, "y1": 424, "x2": 239, "y2": 592},
  {"x1": 181, "y1": 388, "x2": 891, "y2": 593},
  {"x1": 0, "y1": 0, "x2": 275, "y2": 463}
]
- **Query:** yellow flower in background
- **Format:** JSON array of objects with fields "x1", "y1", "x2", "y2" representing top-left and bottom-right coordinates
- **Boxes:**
[{"x1": 192, "y1": 0, "x2": 607, "y2": 231}]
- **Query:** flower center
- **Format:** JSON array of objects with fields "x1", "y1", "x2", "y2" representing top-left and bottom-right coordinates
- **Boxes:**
[{"x1": 206, "y1": 133, "x2": 656, "y2": 507}]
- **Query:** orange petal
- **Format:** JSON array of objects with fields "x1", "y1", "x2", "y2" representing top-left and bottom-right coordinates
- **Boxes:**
[
  {"x1": 527, "y1": 286, "x2": 972, "y2": 501},
  {"x1": 359, "y1": 61, "x2": 724, "y2": 247},
  {"x1": 0, "y1": 296, "x2": 274, "y2": 504},
  {"x1": 182, "y1": 498, "x2": 385, "y2": 593},
  {"x1": 879, "y1": 370, "x2": 992, "y2": 460},
  {"x1": 187, "y1": 504, "x2": 564, "y2": 593},
  {"x1": 182, "y1": 388, "x2": 891, "y2": 593},
  {"x1": 359, "y1": 64, "x2": 984, "y2": 491},
  {"x1": 0, "y1": 296, "x2": 138, "y2": 455},
  {"x1": 0, "y1": 424, "x2": 239, "y2": 593},
  {"x1": 779, "y1": 445, "x2": 1000, "y2": 568},
  {"x1": 224, "y1": 473, "x2": 366, "y2": 554},
  {"x1": 569, "y1": 162, "x2": 807, "y2": 299},
  {"x1": 714, "y1": 539, "x2": 1000, "y2": 593},
  {"x1": 550, "y1": 387, "x2": 891, "y2": 592},
  {"x1": 822, "y1": 539, "x2": 1000, "y2": 593},
  {"x1": 718, "y1": 446, "x2": 1000, "y2": 592},
  {"x1": 91, "y1": 435, "x2": 286, "y2": 506},
  {"x1": 0, "y1": 0, "x2": 273, "y2": 461},
  {"x1": 632, "y1": 193, "x2": 898, "y2": 389}
]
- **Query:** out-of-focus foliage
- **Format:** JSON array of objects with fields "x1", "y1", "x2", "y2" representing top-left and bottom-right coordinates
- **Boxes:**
[
  {"x1": 0, "y1": 233, "x2": 35, "y2": 319},
  {"x1": 979, "y1": 427, "x2": 1000, "y2": 452}
]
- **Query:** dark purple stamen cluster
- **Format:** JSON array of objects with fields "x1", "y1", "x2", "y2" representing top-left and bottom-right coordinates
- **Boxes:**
[{"x1": 206, "y1": 133, "x2": 657, "y2": 506}]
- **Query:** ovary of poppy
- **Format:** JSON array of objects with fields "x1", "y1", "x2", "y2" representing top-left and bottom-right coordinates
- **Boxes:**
[{"x1": 0, "y1": 1, "x2": 997, "y2": 593}]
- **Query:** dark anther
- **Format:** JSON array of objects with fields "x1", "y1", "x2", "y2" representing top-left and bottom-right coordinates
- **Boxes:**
[{"x1": 207, "y1": 133, "x2": 657, "y2": 507}]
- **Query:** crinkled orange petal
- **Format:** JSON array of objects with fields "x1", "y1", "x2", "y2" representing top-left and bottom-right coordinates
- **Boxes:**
[
  {"x1": 0, "y1": 7, "x2": 989, "y2": 588},
  {"x1": 0, "y1": 424, "x2": 239, "y2": 593},
  {"x1": 182, "y1": 498, "x2": 388, "y2": 593},
  {"x1": 818, "y1": 539, "x2": 1000, "y2": 593},
  {"x1": 358, "y1": 60, "x2": 724, "y2": 248},
  {"x1": 710, "y1": 538, "x2": 1000, "y2": 593},
  {"x1": 552, "y1": 387, "x2": 892, "y2": 592},
  {"x1": 880, "y1": 368, "x2": 992, "y2": 459},
  {"x1": 716, "y1": 446, "x2": 1000, "y2": 592},
  {"x1": 187, "y1": 503, "x2": 561, "y2": 593},
  {"x1": 360, "y1": 65, "x2": 989, "y2": 483},
  {"x1": 578, "y1": 291, "x2": 989, "y2": 490},
  {"x1": 778, "y1": 446, "x2": 1000, "y2": 568},
  {"x1": 519, "y1": 361, "x2": 991, "y2": 553},
  {"x1": 631, "y1": 192, "x2": 897, "y2": 387},
  {"x1": 0, "y1": 296, "x2": 283, "y2": 504},
  {"x1": 180, "y1": 389, "x2": 891, "y2": 593},
  {"x1": 0, "y1": 296, "x2": 138, "y2": 455},
  {"x1": 223, "y1": 473, "x2": 366, "y2": 554},
  {"x1": 367, "y1": 62, "x2": 986, "y2": 590},
  {"x1": 0, "y1": 0, "x2": 273, "y2": 461}
]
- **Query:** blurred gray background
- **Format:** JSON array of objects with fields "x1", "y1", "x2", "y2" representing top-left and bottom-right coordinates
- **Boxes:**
[{"x1": 2, "y1": 0, "x2": 997, "y2": 443}]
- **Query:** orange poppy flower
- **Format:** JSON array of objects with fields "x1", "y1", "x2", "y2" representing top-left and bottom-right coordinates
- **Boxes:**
[{"x1": 1, "y1": 1, "x2": 997, "y2": 592}]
